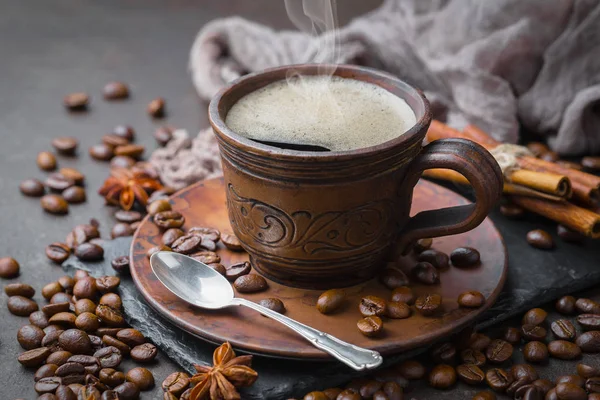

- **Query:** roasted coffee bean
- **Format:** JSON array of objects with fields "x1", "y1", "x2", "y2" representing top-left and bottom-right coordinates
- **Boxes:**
[
  {"x1": 458, "y1": 291, "x2": 485, "y2": 308},
  {"x1": 77, "y1": 385, "x2": 101, "y2": 399},
  {"x1": 75, "y1": 312, "x2": 99, "y2": 332},
  {"x1": 99, "y1": 293, "x2": 122, "y2": 309},
  {"x1": 472, "y1": 391, "x2": 497, "y2": 400},
  {"x1": 450, "y1": 247, "x2": 480, "y2": 268},
  {"x1": 20, "y1": 178, "x2": 46, "y2": 196},
  {"x1": 589, "y1": 394, "x2": 600, "y2": 400},
  {"x1": 101, "y1": 390, "x2": 120, "y2": 400},
  {"x1": 111, "y1": 125, "x2": 135, "y2": 141},
  {"x1": 511, "y1": 364, "x2": 538, "y2": 384},
  {"x1": 162, "y1": 372, "x2": 190, "y2": 396},
  {"x1": 5, "y1": 282, "x2": 35, "y2": 298},
  {"x1": 97, "y1": 327, "x2": 121, "y2": 337},
  {"x1": 576, "y1": 314, "x2": 600, "y2": 330},
  {"x1": 531, "y1": 379, "x2": 554, "y2": 395},
  {"x1": 527, "y1": 142, "x2": 550, "y2": 156},
  {"x1": 52, "y1": 136, "x2": 79, "y2": 155},
  {"x1": 575, "y1": 298, "x2": 600, "y2": 314},
  {"x1": 49, "y1": 311, "x2": 76, "y2": 327},
  {"x1": 94, "y1": 346, "x2": 122, "y2": 368},
  {"x1": 147, "y1": 199, "x2": 172, "y2": 215},
  {"x1": 8, "y1": 295, "x2": 39, "y2": 316},
  {"x1": 415, "y1": 293, "x2": 442, "y2": 316},
  {"x1": 154, "y1": 126, "x2": 173, "y2": 146},
  {"x1": 516, "y1": 384, "x2": 545, "y2": 400},
  {"x1": 413, "y1": 238, "x2": 433, "y2": 253},
  {"x1": 577, "y1": 363, "x2": 600, "y2": 378},
  {"x1": 551, "y1": 319, "x2": 576, "y2": 340},
  {"x1": 523, "y1": 341, "x2": 548, "y2": 363},
  {"x1": 485, "y1": 368, "x2": 512, "y2": 392},
  {"x1": 102, "y1": 335, "x2": 130, "y2": 355},
  {"x1": 42, "y1": 329, "x2": 64, "y2": 351},
  {"x1": 540, "y1": 151, "x2": 559, "y2": 162},
  {"x1": 460, "y1": 349, "x2": 486, "y2": 367},
  {"x1": 486, "y1": 339, "x2": 513, "y2": 363},
  {"x1": 555, "y1": 383, "x2": 587, "y2": 400},
  {"x1": 153, "y1": 210, "x2": 184, "y2": 229},
  {"x1": 110, "y1": 155, "x2": 136, "y2": 169},
  {"x1": 499, "y1": 203, "x2": 525, "y2": 218},
  {"x1": 89, "y1": 143, "x2": 114, "y2": 161},
  {"x1": 126, "y1": 367, "x2": 154, "y2": 390},
  {"x1": 0, "y1": 256, "x2": 20, "y2": 278},
  {"x1": 30, "y1": 310, "x2": 50, "y2": 328},
  {"x1": 336, "y1": 389, "x2": 361, "y2": 400},
  {"x1": 58, "y1": 276, "x2": 75, "y2": 293},
  {"x1": 316, "y1": 289, "x2": 346, "y2": 314},
  {"x1": 55, "y1": 385, "x2": 77, "y2": 400},
  {"x1": 379, "y1": 267, "x2": 410, "y2": 289},
  {"x1": 41, "y1": 194, "x2": 69, "y2": 214},
  {"x1": 207, "y1": 263, "x2": 226, "y2": 276},
  {"x1": 110, "y1": 222, "x2": 133, "y2": 239},
  {"x1": 44, "y1": 303, "x2": 71, "y2": 317},
  {"x1": 113, "y1": 382, "x2": 140, "y2": 400},
  {"x1": 429, "y1": 364, "x2": 456, "y2": 389},
  {"x1": 103, "y1": 81, "x2": 129, "y2": 100},
  {"x1": 548, "y1": 340, "x2": 582, "y2": 359},
  {"x1": 457, "y1": 364, "x2": 485, "y2": 385},
  {"x1": 418, "y1": 249, "x2": 449, "y2": 269},
  {"x1": 130, "y1": 343, "x2": 157, "y2": 362},
  {"x1": 523, "y1": 308, "x2": 548, "y2": 326},
  {"x1": 147, "y1": 245, "x2": 171, "y2": 259},
  {"x1": 303, "y1": 391, "x2": 328, "y2": 400},
  {"x1": 233, "y1": 274, "x2": 268, "y2": 293},
  {"x1": 74, "y1": 243, "x2": 104, "y2": 261},
  {"x1": 58, "y1": 167, "x2": 85, "y2": 186},
  {"x1": 102, "y1": 134, "x2": 128, "y2": 148},
  {"x1": 522, "y1": 324, "x2": 547, "y2": 341},
  {"x1": 411, "y1": 261, "x2": 439, "y2": 284},
  {"x1": 148, "y1": 97, "x2": 166, "y2": 118},
  {"x1": 581, "y1": 155, "x2": 600, "y2": 170},
  {"x1": 96, "y1": 304, "x2": 125, "y2": 327},
  {"x1": 18, "y1": 347, "x2": 51, "y2": 367},
  {"x1": 587, "y1": 377, "x2": 600, "y2": 393},
  {"x1": 38, "y1": 151, "x2": 57, "y2": 171},
  {"x1": 17, "y1": 324, "x2": 45, "y2": 349},
  {"x1": 504, "y1": 327, "x2": 522, "y2": 344},
  {"x1": 396, "y1": 359, "x2": 425, "y2": 380},
  {"x1": 430, "y1": 342, "x2": 456, "y2": 364},
  {"x1": 45, "y1": 172, "x2": 76, "y2": 192},
  {"x1": 557, "y1": 225, "x2": 585, "y2": 243},
  {"x1": 386, "y1": 301, "x2": 411, "y2": 319},
  {"x1": 322, "y1": 387, "x2": 343, "y2": 400},
  {"x1": 59, "y1": 329, "x2": 92, "y2": 354},
  {"x1": 56, "y1": 362, "x2": 85, "y2": 377},
  {"x1": 556, "y1": 375, "x2": 585, "y2": 388},
  {"x1": 258, "y1": 298, "x2": 286, "y2": 314},
  {"x1": 63, "y1": 92, "x2": 89, "y2": 110},
  {"x1": 357, "y1": 316, "x2": 383, "y2": 337},
  {"x1": 74, "y1": 299, "x2": 96, "y2": 315},
  {"x1": 73, "y1": 277, "x2": 98, "y2": 299},
  {"x1": 221, "y1": 233, "x2": 243, "y2": 251},
  {"x1": 390, "y1": 286, "x2": 415, "y2": 305},
  {"x1": 51, "y1": 292, "x2": 72, "y2": 304},
  {"x1": 359, "y1": 380, "x2": 383, "y2": 398},
  {"x1": 35, "y1": 376, "x2": 63, "y2": 394},
  {"x1": 114, "y1": 211, "x2": 142, "y2": 224},
  {"x1": 108, "y1": 257, "x2": 129, "y2": 275},
  {"x1": 225, "y1": 261, "x2": 251, "y2": 281},
  {"x1": 545, "y1": 388, "x2": 558, "y2": 400},
  {"x1": 575, "y1": 330, "x2": 600, "y2": 352},
  {"x1": 89, "y1": 334, "x2": 103, "y2": 350},
  {"x1": 96, "y1": 276, "x2": 120, "y2": 293},
  {"x1": 171, "y1": 234, "x2": 202, "y2": 254},
  {"x1": 526, "y1": 229, "x2": 554, "y2": 249},
  {"x1": 99, "y1": 368, "x2": 126, "y2": 387},
  {"x1": 359, "y1": 296, "x2": 387, "y2": 317},
  {"x1": 161, "y1": 228, "x2": 184, "y2": 247},
  {"x1": 35, "y1": 364, "x2": 59, "y2": 382},
  {"x1": 46, "y1": 243, "x2": 71, "y2": 264},
  {"x1": 114, "y1": 144, "x2": 144, "y2": 159},
  {"x1": 47, "y1": 351, "x2": 74, "y2": 367},
  {"x1": 190, "y1": 251, "x2": 220, "y2": 265},
  {"x1": 67, "y1": 355, "x2": 100, "y2": 375},
  {"x1": 199, "y1": 238, "x2": 217, "y2": 252}
]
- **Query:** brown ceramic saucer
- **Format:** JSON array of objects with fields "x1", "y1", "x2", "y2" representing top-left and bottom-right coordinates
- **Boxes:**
[{"x1": 130, "y1": 177, "x2": 507, "y2": 360}]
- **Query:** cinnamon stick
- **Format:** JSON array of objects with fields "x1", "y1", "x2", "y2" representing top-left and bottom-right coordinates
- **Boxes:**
[{"x1": 507, "y1": 170, "x2": 571, "y2": 198}]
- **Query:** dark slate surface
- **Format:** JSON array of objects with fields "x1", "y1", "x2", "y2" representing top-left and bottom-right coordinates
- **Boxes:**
[{"x1": 63, "y1": 197, "x2": 600, "y2": 399}]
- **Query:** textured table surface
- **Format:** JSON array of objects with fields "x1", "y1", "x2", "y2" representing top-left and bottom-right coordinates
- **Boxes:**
[{"x1": 1, "y1": 1, "x2": 599, "y2": 399}]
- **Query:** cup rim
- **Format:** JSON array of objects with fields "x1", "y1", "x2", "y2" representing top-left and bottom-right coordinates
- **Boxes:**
[{"x1": 208, "y1": 64, "x2": 432, "y2": 159}]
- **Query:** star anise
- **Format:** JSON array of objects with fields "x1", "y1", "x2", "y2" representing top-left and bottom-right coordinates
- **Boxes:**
[
  {"x1": 189, "y1": 342, "x2": 258, "y2": 400},
  {"x1": 98, "y1": 167, "x2": 163, "y2": 210}
]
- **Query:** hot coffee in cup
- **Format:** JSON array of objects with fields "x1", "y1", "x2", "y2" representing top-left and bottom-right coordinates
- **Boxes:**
[{"x1": 209, "y1": 64, "x2": 502, "y2": 289}]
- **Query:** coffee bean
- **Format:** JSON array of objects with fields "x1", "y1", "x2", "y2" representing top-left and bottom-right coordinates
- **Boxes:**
[
  {"x1": 523, "y1": 308, "x2": 548, "y2": 326},
  {"x1": 456, "y1": 364, "x2": 485, "y2": 385},
  {"x1": 113, "y1": 381, "x2": 140, "y2": 400},
  {"x1": 556, "y1": 375, "x2": 585, "y2": 388},
  {"x1": 35, "y1": 364, "x2": 59, "y2": 382},
  {"x1": 225, "y1": 261, "x2": 251, "y2": 281},
  {"x1": 316, "y1": 289, "x2": 346, "y2": 314},
  {"x1": 531, "y1": 379, "x2": 554, "y2": 395},
  {"x1": 189, "y1": 251, "x2": 220, "y2": 265},
  {"x1": 499, "y1": 203, "x2": 526, "y2": 218},
  {"x1": 485, "y1": 368, "x2": 512, "y2": 392},
  {"x1": 411, "y1": 261, "x2": 439, "y2": 284},
  {"x1": 359, "y1": 296, "x2": 387, "y2": 317},
  {"x1": 171, "y1": 234, "x2": 202, "y2": 254},
  {"x1": 418, "y1": 249, "x2": 449, "y2": 269},
  {"x1": 109, "y1": 222, "x2": 133, "y2": 239},
  {"x1": 115, "y1": 329, "x2": 145, "y2": 347},
  {"x1": 46, "y1": 243, "x2": 71, "y2": 264},
  {"x1": 147, "y1": 245, "x2": 171, "y2": 259},
  {"x1": 45, "y1": 172, "x2": 76, "y2": 192},
  {"x1": 357, "y1": 380, "x2": 382, "y2": 398},
  {"x1": 386, "y1": 301, "x2": 411, "y2": 319},
  {"x1": 108, "y1": 156, "x2": 135, "y2": 170},
  {"x1": 523, "y1": 341, "x2": 548, "y2": 363},
  {"x1": 551, "y1": 319, "x2": 576, "y2": 340},
  {"x1": 99, "y1": 293, "x2": 122, "y2": 309},
  {"x1": 111, "y1": 212, "x2": 140, "y2": 225},
  {"x1": 503, "y1": 327, "x2": 522, "y2": 344},
  {"x1": 576, "y1": 314, "x2": 600, "y2": 330},
  {"x1": 52, "y1": 137, "x2": 78, "y2": 155},
  {"x1": 161, "y1": 372, "x2": 190, "y2": 396},
  {"x1": 57, "y1": 276, "x2": 75, "y2": 293},
  {"x1": 96, "y1": 304, "x2": 125, "y2": 327},
  {"x1": 8, "y1": 295, "x2": 39, "y2": 316},
  {"x1": 17, "y1": 324, "x2": 45, "y2": 349},
  {"x1": 30, "y1": 311, "x2": 50, "y2": 329},
  {"x1": 458, "y1": 291, "x2": 485, "y2": 308},
  {"x1": 114, "y1": 144, "x2": 145, "y2": 159},
  {"x1": 5, "y1": 282, "x2": 35, "y2": 298},
  {"x1": 63, "y1": 92, "x2": 89, "y2": 110},
  {"x1": 153, "y1": 210, "x2": 184, "y2": 229},
  {"x1": 102, "y1": 81, "x2": 129, "y2": 100},
  {"x1": 148, "y1": 97, "x2": 166, "y2": 118},
  {"x1": 555, "y1": 382, "x2": 587, "y2": 400},
  {"x1": 67, "y1": 354, "x2": 99, "y2": 374},
  {"x1": 41, "y1": 194, "x2": 69, "y2": 214},
  {"x1": 99, "y1": 368, "x2": 126, "y2": 388},
  {"x1": 587, "y1": 377, "x2": 600, "y2": 393},
  {"x1": 46, "y1": 304, "x2": 73, "y2": 318},
  {"x1": 73, "y1": 276, "x2": 97, "y2": 299},
  {"x1": 429, "y1": 364, "x2": 456, "y2": 389},
  {"x1": 548, "y1": 340, "x2": 582, "y2": 359},
  {"x1": 37, "y1": 151, "x2": 57, "y2": 171},
  {"x1": 63, "y1": 186, "x2": 86, "y2": 204},
  {"x1": 415, "y1": 294, "x2": 442, "y2": 316},
  {"x1": 75, "y1": 243, "x2": 104, "y2": 261},
  {"x1": 509, "y1": 364, "x2": 536, "y2": 385},
  {"x1": 96, "y1": 276, "x2": 120, "y2": 293},
  {"x1": 557, "y1": 225, "x2": 585, "y2": 243},
  {"x1": 48, "y1": 311, "x2": 76, "y2": 327},
  {"x1": 55, "y1": 385, "x2": 76, "y2": 400},
  {"x1": 412, "y1": 238, "x2": 433, "y2": 253},
  {"x1": 101, "y1": 335, "x2": 130, "y2": 356},
  {"x1": 59, "y1": 329, "x2": 92, "y2": 354},
  {"x1": 526, "y1": 229, "x2": 554, "y2": 249},
  {"x1": 157, "y1": 230, "x2": 183, "y2": 249},
  {"x1": 50, "y1": 292, "x2": 72, "y2": 304},
  {"x1": 527, "y1": 142, "x2": 550, "y2": 156},
  {"x1": 577, "y1": 363, "x2": 600, "y2": 378},
  {"x1": 147, "y1": 199, "x2": 172, "y2": 216},
  {"x1": 56, "y1": 362, "x2": 85, "y2": 378},
  {"x1": 18, "y1": 347, "x2": 51, "y2": 367},
  {"x1": 575, "y1": 298, "x2": 600, "y2": 314},
  {"x1": 582, "y1": 156, "x2": 600, "y2": 170},
  {"x1": 258, "y1": 298, "x2": 286, "y2": 314},
  {"x1": 522, "y1": 324, "x2": 547, "y2": 341},
  {"x1": 35, "y1": 376, "x2": 63, "y2": 394},
  {"x1": 154, "y1": 126, "x2": 174, "y2": 146},
  {"x1": 89, "y1": 144, "x2": 114, "y2": 161},
  {"x1": 303, "y1": 391, "x2": 329, "y2": 400},
  {"x1": 97, "y1": 327, "x2": 121, "y2": 337},
  {"x1": 75, "y1": 312, "x2": 99, "y2": 332},
  {"x1": 0, "y1": 256, "x2": 20, "y2": 279},
  {"x1": 429, "y1": 342, "x2": 455, "y2": 364},
  {"x1": 126, "y1": 367, "x2": 154, "y2": 391},
  {"x1": 48, "y1": 351, "x2": 74, "y2": 367},
  {"x1": 93, "y1": 346, "x2": 122, "y2": 369},
  {"x1": 460, "y1": 349, "x2": 486, "y2": 367},
  {"x1": 394, "y1": 360, "x2": 425, "y2": 380},
  {"x1": 189, "y1": 226, "x2": 221, "y2": 241},
  {"x1": 388, "y1": 288, "x2": 414, "y2": 306},
  {"x1": 336, "y1": 389, "x2": 361, "y2": 400},
  {"x1": 41, "y1": 329, "x2": 64, "y2": 351},
  {"x1": 221, "y1": 233, "x2": 244, "y2": 251},
  {"x1": 74, "y1": 299, "x2": 96, "y2": 315},
  {"x1": 575, "y1": 330, "x2": 600, "y2": 353},
  {"x1": 57, "y1": 168, "x2": 84, "y2": 186},
  {"x1": 518, "y1": 384, "x2": 545, "y2": 400},
  {"x1": 472, "y1": 391, "x2": 496, "y2": 400},
  {"x1": 130, "y1": 343, "x2": 157, "y2": 363},
  {"x1": 233, "y1": 274, "x2": 268, "y2": 293},
  {"x1": 357, "y1": 316, "x2": 383, "y2": 337},
  {"x1": 20, "y1": 178, "x2": 46, "y2": 196},
  {"x1": 450, "y1": 247, "x2": 480, "y2": 267},
  {"x1": 486, "y1": 339, "x2": 513, "y2": 363},
  {"x1": 541, "y1": 151, "x2": 559, "y2": 162},
  {"x1": 590, "y1": 394, "x2": 600, "y2": 400},
  {"x1": 379, "y1": 267, "x2": 410, "y2": 290}
]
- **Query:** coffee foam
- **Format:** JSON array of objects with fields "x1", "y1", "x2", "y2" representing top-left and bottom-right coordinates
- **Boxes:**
[{"x1": 225, "y1": 76, "x2": 417, "y2": 152}]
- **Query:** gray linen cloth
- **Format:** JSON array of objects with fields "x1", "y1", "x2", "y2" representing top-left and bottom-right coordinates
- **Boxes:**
[{"x1": 151, "y1": 0, "x2": 600, "y2": 189}]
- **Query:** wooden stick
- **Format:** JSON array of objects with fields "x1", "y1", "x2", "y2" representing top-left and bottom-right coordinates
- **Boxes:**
[
  {"x1": 507, "y1": 169, "x2": 571, "y2": 198},
  {"x1": 511, "y1": 196, "x2": 600, "y2": 238}
]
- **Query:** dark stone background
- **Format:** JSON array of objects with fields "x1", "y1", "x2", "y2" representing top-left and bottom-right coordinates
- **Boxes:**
[{"x1": 1, "y1": 1, "x2": 600, "y2": 399}]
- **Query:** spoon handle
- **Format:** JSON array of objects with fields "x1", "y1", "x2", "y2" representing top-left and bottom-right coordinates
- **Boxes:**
[{"x1": 231, "y1": 297, "x2": 383, "y2": 371}]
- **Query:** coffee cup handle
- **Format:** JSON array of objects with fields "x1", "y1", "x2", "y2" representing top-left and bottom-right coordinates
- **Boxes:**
[{"x1": 397, "y1": 138, "x2": 503, "y2": 254}]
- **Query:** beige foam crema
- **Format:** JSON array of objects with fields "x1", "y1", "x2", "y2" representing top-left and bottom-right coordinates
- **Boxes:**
[{"x1": 225, "y1": 76, "x2": 416, "y2": 152}]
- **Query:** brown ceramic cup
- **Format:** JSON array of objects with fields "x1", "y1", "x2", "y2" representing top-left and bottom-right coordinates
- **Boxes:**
[{"x1": 209, "y1": 64, "x2": 503, "y2": 289}]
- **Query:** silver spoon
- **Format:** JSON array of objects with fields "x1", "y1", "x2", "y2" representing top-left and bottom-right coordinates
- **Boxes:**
[{"x1": 150, "y1": 251, "x2": 383, "y2": 371}]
